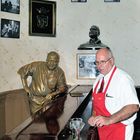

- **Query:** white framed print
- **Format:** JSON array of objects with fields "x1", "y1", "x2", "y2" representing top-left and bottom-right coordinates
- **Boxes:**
[{"x1": 77, "y1": 53, "x2": 99, "y2": 79}]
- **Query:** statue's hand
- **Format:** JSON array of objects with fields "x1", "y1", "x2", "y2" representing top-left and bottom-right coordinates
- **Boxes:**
[
  {"x1": 45, "y1": 94, "x2": 53, "y2": 101},
  {"x1": 49, "y1": 92, "x2": 59, "y2": 100}
]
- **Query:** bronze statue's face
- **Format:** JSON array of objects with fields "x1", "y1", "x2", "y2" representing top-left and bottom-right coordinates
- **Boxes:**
[
  {"x1": 89, "y1": 26, "x2": 100, "y2": 39},
  {"x1": 47, "y1": 55, "x2": 59, "y2": 70}
]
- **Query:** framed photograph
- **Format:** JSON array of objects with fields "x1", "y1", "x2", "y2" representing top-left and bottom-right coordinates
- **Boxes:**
[
  {"x1": 71, "y1": 0, "x2": 87, "y2": 2},
  {"x1": 29, "y1": 0, "x2": 56, "y2": 37},
  {"x1": 104, "y1": 0, "x2": 120, "y2": 2},
  {"x1": 1, "y1": 0, "x2": 20, "y2": 14},
  {"x1": 77, "y1": 53, "x2": 99, "y2": 79},
  {"x1": 1, "y1": 18, "x2": 20, "y2": 38}
]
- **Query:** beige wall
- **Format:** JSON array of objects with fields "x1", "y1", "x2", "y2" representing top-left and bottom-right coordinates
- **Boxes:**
[{"x1": 0, "y1": 0, "x2": 140, "y2": 92}]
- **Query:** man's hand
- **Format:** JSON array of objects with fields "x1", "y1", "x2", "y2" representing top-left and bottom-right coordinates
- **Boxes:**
[{"x1": 88, "y1": 115, "x2": 111, "y2": 127}]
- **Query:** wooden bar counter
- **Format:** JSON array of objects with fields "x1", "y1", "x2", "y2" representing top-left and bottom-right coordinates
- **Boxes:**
[{"x1": 0, "y1": 85, "x2": 93, "y2": 140}]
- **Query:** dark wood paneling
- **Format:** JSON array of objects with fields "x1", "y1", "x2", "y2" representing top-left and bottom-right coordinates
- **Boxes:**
[{"x1": 133, "y1": 87, "x2": 140, "y2": 140}]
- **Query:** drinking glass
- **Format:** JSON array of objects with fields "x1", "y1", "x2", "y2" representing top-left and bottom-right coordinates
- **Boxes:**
[{"x1": 69, "y1": 118, "x2": 85, "y2": 140}]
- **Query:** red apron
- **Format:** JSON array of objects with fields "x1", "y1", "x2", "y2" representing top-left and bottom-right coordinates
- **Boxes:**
[{"x1": 92, "y1": 66, "x2": 126, "y2": 140}]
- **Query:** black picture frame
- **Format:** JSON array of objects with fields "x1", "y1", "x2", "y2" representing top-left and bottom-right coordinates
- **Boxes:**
[
  {"x1": 1, "y1": 18, "x2": 20, "y2": 38},
  {"x1": 104, "y1": 0, "x2": 120, "y2": 2},
  {"x1": 1, "y1": 0, "x2": 20, "y2": 14},
  {"x1": 71, "y1": 0, "x2": 87, "y2": 2},
  {"x1": 29, "y1": 0, "x2": 56, "y2": 37}
]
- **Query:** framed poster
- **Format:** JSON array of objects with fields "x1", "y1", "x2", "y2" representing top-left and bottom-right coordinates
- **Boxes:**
[
  {"x1": 1, "y1": 0, "x2": 20, "y2": 14},
  {"x1": 77, "y1": 53, "x2": 99, "y2": 79},
  {"x1": 1, "y1": 18, "x2": 20, "y2": 38},
  {"x1": 29, "y1": 0, "x2": 56, "y2": 37}
]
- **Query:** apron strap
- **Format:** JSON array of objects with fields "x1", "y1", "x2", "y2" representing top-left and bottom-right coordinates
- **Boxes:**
[{"x1": 104, "y1": 66, "x2": 117, "y2": 93}]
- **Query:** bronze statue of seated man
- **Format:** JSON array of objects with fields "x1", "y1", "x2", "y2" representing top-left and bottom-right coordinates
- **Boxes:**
[{"x1": 18, "y1": 51, "x2": 68, "y2": 114}]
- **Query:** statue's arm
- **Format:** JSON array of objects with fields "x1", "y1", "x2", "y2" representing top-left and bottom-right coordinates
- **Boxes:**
[
  {"x1": 20, "y1": 75, "x2": 31, "y2": 94},
  {"x1": 47, "y1": 69, "x2": 68, "y2": 100},
  {"x1": 17, "y1": 63, "x2": 34, "y2": 94},
  {"x1": 56, "y1": 70, "x2": 68, "y2": 93}
]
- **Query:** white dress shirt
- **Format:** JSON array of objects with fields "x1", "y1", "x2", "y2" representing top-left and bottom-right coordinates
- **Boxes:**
[{"x1": 93, "y1": 65, "x2": 140, "y2": 140}]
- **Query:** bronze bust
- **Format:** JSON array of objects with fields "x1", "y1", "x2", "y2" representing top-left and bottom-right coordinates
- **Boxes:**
[{"x1": 78, "y1": 25, "x2": 107, "y2": 50}]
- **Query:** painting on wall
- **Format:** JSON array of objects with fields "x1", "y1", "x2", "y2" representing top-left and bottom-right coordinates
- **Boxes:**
[
  {"x1": 1, "y1": 0, "x2": 20, "y2": 14},
  {"x1": 77, "y1": 53, "x2": 99, "y2": 79},
  {"x1": 104, "y1": 0, "x2": 120, "y2": 2},
  {"x1": 1, "y1": 18, "x2": 20, "y2": 38},
  {"x1": 29, "y1": 0, "x2": 56, "y2": 37}
]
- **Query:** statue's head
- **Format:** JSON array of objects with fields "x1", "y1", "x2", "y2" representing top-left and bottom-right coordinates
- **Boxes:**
[
  {"x1": 89, "y1": 25, "x2": 100, "y2": 39},
  {"x1": 46, "y1": 51, "x2": 60, "y2": 70}
]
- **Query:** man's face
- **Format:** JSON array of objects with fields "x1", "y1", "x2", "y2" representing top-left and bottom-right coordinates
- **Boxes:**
[
  {"x1": 95, "y1": 49, "x2": 114, "y2": 75},
  {"x1": 47, "y1": 55, "x2": 59, "y2": 70}
]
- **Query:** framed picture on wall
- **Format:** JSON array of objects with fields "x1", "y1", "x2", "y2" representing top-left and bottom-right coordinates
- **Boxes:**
[
  {"x1": 1, "y1": 18, "x2": 20, "y2": 38},
  {"x1": 1, "y1": 0, "x2": 20, "y2": 14},
  {"x1": 71, "y1": 0, "x2": 87, "y2": 2},
  {"x1": 104, "y1": 0, "x2": 120, "y2": 2},
  {"x1": 29, "y1": 0, "x2": 56, "y2": 37},
  {"x1": 77, "y1": 53, "x2": 99, "y2": 79}
]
